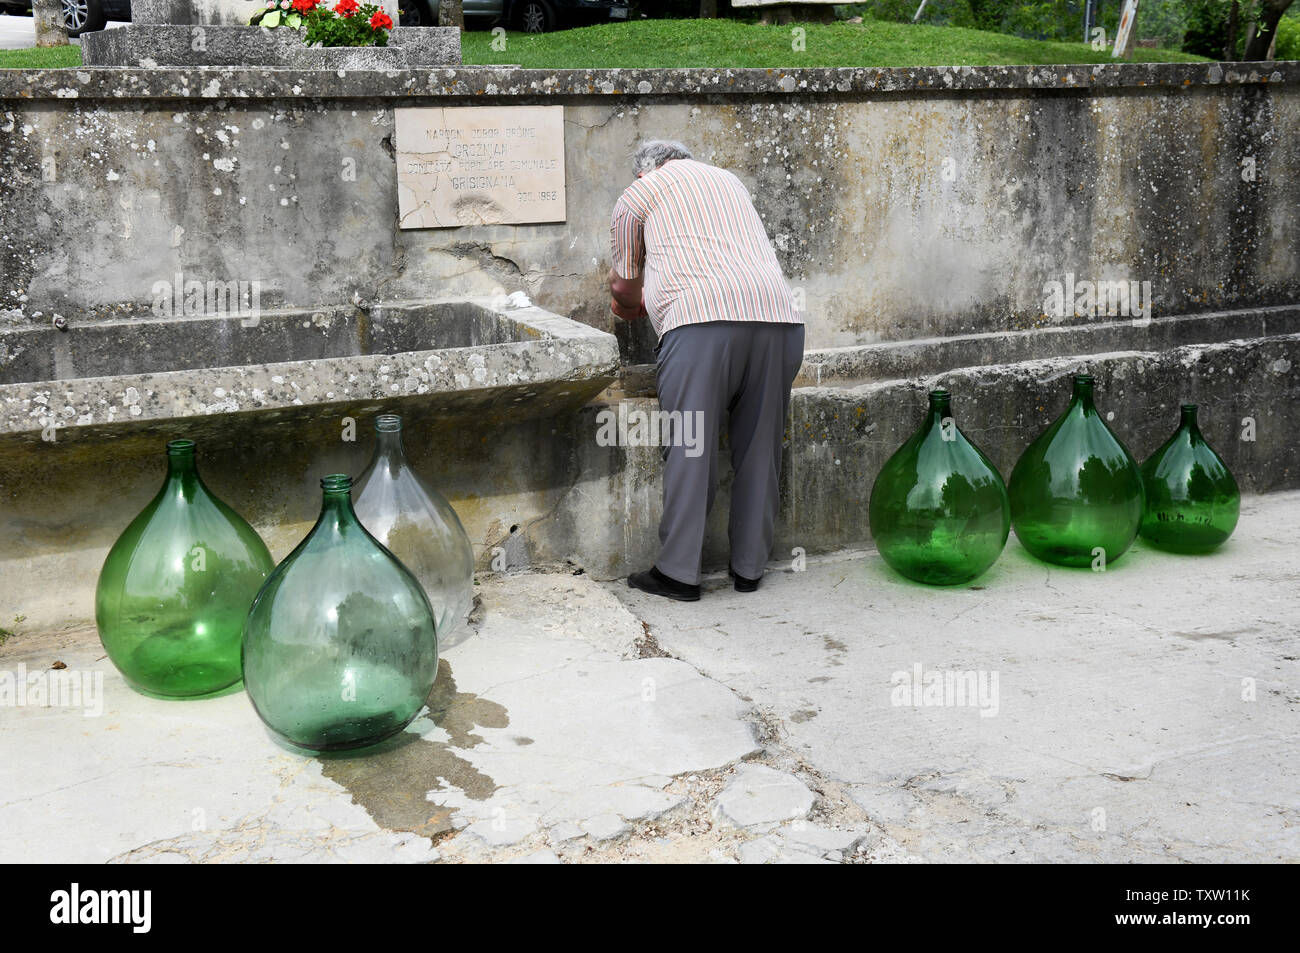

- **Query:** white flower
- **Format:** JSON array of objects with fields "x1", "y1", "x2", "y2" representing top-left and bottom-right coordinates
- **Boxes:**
[
  {"x1": 266, "y1": 1, "x2": 275, "y2": 6},
  {"x1": 280, "y1": 0, "x2": 290, "y2": 7}
]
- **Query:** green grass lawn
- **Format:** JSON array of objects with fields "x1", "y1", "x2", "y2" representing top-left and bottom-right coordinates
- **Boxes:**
[
  {"x1": 0, "y1": 18, "x2": 1207, "y2": 70},
  {"x1": 0, "y1": 44, "x2": 80, "y2": 68},
  {"x1": 462, "y1": 19, "x2": 1208, "y2": 68}
]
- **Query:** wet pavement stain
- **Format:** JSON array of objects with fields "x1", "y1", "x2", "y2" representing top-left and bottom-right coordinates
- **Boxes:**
[
  {"x1": 822, "y1": 634, "x2": 848, "y2": 667},
  {"x1": 424, "y1": 658, "x2": 511, "y2": 750},
  {"x1": 318, "y1": 659, "x2": 510, "y2": 840}
]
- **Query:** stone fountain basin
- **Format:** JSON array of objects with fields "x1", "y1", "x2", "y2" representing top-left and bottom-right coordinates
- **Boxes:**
[
  {"x1": 794, "y1": 305, "x2": 1300, "y2": 388},
  {"x1": 0, "y1": 297, "x2": 619, "y2": 441}
]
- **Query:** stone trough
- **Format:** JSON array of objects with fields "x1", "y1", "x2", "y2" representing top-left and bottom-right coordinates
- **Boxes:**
[
  {"x1": 0, "y1": 296, "x2": 620, "y2": 444},
  {"x1": 0, "y1": 296, "x2": 618, "y2": 629}
]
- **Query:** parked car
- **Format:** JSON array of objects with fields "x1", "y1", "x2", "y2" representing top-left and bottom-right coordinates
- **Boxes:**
[
  {"x1": 399, "y1": 0, "x2": 630, "y2": 32},
  {"x1": 62, "y1": 0, "x2": 130, "y2": 39}
]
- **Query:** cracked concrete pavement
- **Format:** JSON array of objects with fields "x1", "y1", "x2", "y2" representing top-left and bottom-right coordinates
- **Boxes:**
[
  {"x1": 2, "y1": 492, "x2": 1297, "y2": 863},
  {"x1": 618, "y1": 493, "x2": 1300, "y2": 863}
]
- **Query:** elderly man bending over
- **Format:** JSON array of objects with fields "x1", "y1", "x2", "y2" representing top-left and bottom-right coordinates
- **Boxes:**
[{"x1": 609, "y1": 140, "x2": 805, "y2": 602}]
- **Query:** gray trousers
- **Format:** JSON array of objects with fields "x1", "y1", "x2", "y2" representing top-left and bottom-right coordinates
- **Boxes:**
[{"x1": 654, "y1": 320, "x2": 806, "y2": 585}]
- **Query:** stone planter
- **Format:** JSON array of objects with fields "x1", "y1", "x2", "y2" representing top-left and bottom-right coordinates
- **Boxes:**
[{"x1": 81, "y1": 25, "x2": 461, "y2": 68}]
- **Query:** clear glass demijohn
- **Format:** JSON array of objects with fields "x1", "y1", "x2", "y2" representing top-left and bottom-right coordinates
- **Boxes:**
[{"x1": 352, "y1": 414, "x2": 475, "y2": 645}]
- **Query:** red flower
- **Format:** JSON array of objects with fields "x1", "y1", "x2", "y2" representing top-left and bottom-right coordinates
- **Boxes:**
[
  {"x1": 291, "y1": 0, "x2": 316, "y2": 11},
  {"x1": 369, "y1": 10, "x2": 392, "y2": 29},
  {"x1": 333, "y1": 0, "x2": 358, "y2": 15}
]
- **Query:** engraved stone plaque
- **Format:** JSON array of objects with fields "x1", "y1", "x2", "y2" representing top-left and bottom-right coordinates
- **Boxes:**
[{"x1": 395, "y1": 105, "x2": 567, "y2": 229}]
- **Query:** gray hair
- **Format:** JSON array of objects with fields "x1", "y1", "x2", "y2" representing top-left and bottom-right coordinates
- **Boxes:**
[{"x1": 633, "y1": 140, "x2": 693, "y2": 176}]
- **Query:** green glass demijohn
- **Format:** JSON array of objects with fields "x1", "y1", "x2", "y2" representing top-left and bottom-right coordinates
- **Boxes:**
[
  {"x1": 1009, "y1": 374, "x2": 1145, "y2": 567},
  {"x1": 352, "y1": 415, "x2": 475, "y2": 646},
  {"x1": 242, "y1": 473, "x2": 439, "y2": 752},
  {"x1": 95, "y1": 439, "x2": 274, "y2": 697},
  {"x1": 1139, "y1": 404, "x2": 1240, "y2": 553},
  {"x1": 869, "y1": 389, "x2": 1010, "y2": 585}
]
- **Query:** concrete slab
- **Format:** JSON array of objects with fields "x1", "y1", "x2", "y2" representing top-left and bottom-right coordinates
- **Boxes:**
[
  {"x1": 712, "y1": 763, "x2": 815, "y2": 829},
  {"x1": 1, "y1": 493, "x2": 1296, "y2": 862},
  {"x1": 0, "y1": 571, "x2": 764, "y2": 863}
]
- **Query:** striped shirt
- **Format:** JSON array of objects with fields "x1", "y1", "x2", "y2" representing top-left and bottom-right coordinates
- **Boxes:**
[{"x1": 610, "y1": 158, "x2": 802, "y2": 339}]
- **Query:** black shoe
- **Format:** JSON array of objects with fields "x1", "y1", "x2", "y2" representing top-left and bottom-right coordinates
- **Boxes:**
[
  {"x1": 729, "y1": 564, "x2": 761, "y2": 593},
  {"x1": 628, "y1": 566, "x2": 700, "y2": 602}
]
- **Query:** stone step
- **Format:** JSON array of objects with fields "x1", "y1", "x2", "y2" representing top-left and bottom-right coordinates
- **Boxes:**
[{"x1": 796, "y1": 304, "x2": 1300, "y2": 388}]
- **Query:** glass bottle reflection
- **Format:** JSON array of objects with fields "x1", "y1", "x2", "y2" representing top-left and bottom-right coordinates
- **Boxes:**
[
  {"x1": 353, "y1": 415, "x2": 475, "y2": 645},
  {"x1": 1009, "y1": 374, "x2": 1145, "y2": 567},
  {"x1": 869, "y1": 389, "x2": 1010, "y2": 585},
  {"x1": 96, "y1": 439, "x2": 274, "y2": 697},
  {"x1": 1139, "y1": 404, "x2": 1240, "y2": 553},
  {"x1": 242, "y1": 474, "x2": 439, "y2": 752}
]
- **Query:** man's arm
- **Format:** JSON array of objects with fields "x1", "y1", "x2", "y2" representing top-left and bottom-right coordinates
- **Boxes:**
[{"x1": 609, "y1": 194, "x2": 648, "y2": 322}]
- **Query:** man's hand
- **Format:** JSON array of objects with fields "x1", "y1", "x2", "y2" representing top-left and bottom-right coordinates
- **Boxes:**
[
  {"x1": 608, "y1": 266, "x2": 645, "y2": 322},
  {"x1": 611, "y1": 297, "x2": 646, "y2": 322}
]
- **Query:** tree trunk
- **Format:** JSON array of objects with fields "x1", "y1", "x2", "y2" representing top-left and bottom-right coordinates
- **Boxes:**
[
  {"x1": 438, "y1": 0, "x2": 464, "y2": 29},
  {"x1": 1225, "y1": 0, "x2": 1239, "y2": 60},
  {"x1": 1244, "y1": 0, "x2": 1294, "y2": 60},
  {"x1": 33, "y1": 0, "x2": 69, "y2": 47}
]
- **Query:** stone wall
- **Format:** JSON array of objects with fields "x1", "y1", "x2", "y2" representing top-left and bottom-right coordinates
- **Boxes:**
[
  {"x1": 3, "y1": 63, "x2": 1298, "y2": 363},
  {"x1": 1, "y1": 64, "x2": 1297, "y2": 629}
]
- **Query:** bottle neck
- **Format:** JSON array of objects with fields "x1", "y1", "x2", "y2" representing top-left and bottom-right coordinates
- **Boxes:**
[
  {"x1": 370, "y1": 416, "x2": 409, "y2": 476},
  {"x1": 316, "y1": 475, "x2": 361, "y2": 534},
  {"x1": 1071, "y1": 377, "x2": 1096, "y2": 412},
  {"x1": 164, "y1": 445, "x2": 202, "y2": 497},
  {"x1": 927, "y1": 393, "x2": 952, "y2": 426},
  {"x1": 373, "y1": 427, "x2": 407, "y2": 463},
  {"x1": 1180, "y1": 404, "x2": 1201, "y2": 439},
  {"x1": 318, "y1": 488, "x2": 360, "y2": 527}
]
